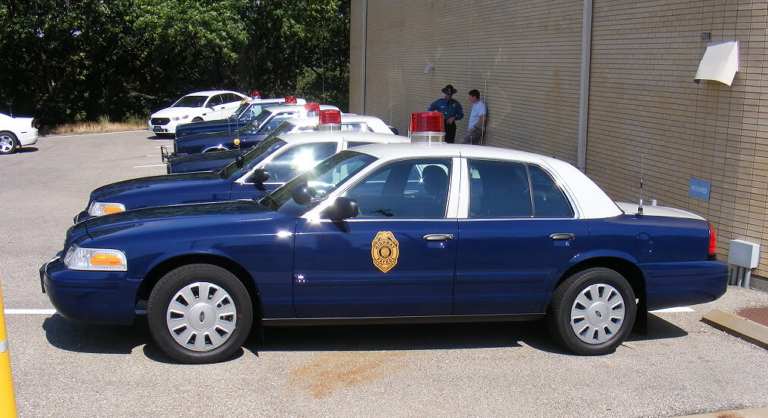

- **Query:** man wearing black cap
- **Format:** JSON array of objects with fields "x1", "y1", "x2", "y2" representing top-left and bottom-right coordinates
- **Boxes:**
[{"x1": 427, "y1": 84, "x2": 464, "y2": 143}]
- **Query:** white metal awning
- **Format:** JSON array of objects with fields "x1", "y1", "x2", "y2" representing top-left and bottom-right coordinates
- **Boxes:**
[{"x1": 695, "y1": 41, "x2": 739, "y2": 86}]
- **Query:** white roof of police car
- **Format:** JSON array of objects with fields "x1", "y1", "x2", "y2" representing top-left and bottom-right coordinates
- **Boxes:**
[
  {"x1": 275, "y1": 130, "x2": 409, "y2": 145},
  {"x1": 347, "y1": 142, "x2": 624, "y2": 220},
  {"x1": 280, "y1": 115, "x2": 393, "y2": 134},
  {"x1": 246, "y1": 97, "x2": 306, "y2": 104},
  {"x1": 263, "y1": 104, "x2": 340, "y2": 113}
]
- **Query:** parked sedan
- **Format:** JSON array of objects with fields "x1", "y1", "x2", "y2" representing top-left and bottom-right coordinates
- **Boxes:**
[
  {"x1": 167, "y1": 114, "x2": 396, "y2": 174},
  {"x1": 0, "y1": 112, "x2": 38, "y2": 155},
  {"x1": 148, "y1": 90, "x2": 247, "y2": 137},
  {"x1": 43, "y1": 139, "x2": 727, "y2": 363},
  {"x1": 174, "y1": 97, "x2": 306, "y2": 139},
  {"x1": 167, "y1": 103, "x2": 339, "y2": 158},
  {"x1": 74, "y1": 131, "x2": 410, "y2": 223}
]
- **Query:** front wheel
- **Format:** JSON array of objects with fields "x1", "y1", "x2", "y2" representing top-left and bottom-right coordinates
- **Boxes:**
[
  {"x1": 148, "y1": 264, "x2": 253, "y2": 363},
  {"x1": 547, "y1": 267, "x2": 636, "y2": 355},
  {"x1": 0, "y1": 131, "x2": 18, "y2": 154},
  {"x1": 191, "y1": 117, "x2": 204, "y2": 123}
]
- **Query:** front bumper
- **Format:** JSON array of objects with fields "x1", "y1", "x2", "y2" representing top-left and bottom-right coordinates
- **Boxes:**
[{"x1": 40, "y1": 257, "x2": 141, "y2": 325}]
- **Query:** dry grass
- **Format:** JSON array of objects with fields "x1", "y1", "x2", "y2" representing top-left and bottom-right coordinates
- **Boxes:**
[{"x1": 44, "y1": 115, "x2": 146, "y2": 135}]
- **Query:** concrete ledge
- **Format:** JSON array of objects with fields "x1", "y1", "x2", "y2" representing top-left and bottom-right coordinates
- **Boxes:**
[
  {"x1": 673, "y1": 407, "x2": 768, "y2": 418},
  {"x1": 702, "y1": 308, "x2": 768, "y2": 349}
]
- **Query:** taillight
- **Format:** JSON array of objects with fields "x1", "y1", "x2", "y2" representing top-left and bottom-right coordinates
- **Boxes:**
[
  {"x1": 409, "y1": 112, "x2": 445, "y2": 143},
  {"x1": 708, "y1": 221, "x2": 718, "y2": 259}
]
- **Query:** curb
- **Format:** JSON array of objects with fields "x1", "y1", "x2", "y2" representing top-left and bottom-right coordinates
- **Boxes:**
[
  {"x1": 701, "y1": 308, "x2": 768, "y2": 349},
  {"x1": 673, "y1": 407, "x2": 768, "y2": 418}
]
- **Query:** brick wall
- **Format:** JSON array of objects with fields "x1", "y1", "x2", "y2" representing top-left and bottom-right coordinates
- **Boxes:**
[{"x1": 351, "y1": 0, "x2": 768, "y2": 275}]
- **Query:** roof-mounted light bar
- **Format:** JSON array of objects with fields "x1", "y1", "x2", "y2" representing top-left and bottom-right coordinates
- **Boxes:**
[
  {"x1": 409, "y1": 112, "x2": 445, "y2": 143},
  {"x1": 285, "y1": 96, "x2": 297, "y2": 104},
  {"x1": 318, "y1": 109, "x2": 342, "y2": 131}
]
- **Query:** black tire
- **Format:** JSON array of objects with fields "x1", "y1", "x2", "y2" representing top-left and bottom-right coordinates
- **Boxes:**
[
  {"x1": 0, "y1": 131, "x2": 19, "y2": 154},
  {"x1": 547, "y1": 267, "x2": 636, "y2": 355},
  {"x1": 191, "y1": 117, "x2": 204, "y2": 123},
  {"x1": 148, "y1": 264, "x2": 253, "y2": 364}
]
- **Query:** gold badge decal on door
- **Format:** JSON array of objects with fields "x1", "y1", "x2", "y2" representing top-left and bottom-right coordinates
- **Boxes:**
[{"x1": 371, "y1": 231, "x2": 399, "y2": 273}]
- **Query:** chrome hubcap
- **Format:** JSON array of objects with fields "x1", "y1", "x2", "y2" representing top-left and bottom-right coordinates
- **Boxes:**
[
  {"x1": 570, "y1": 283, "x2": 625, "y2": 344},
  {"x1": 166, "y1": 282, "x2": 237, "y2": 352},
  {"x1": 0, "y1": 135, "x2": 13, "y2": 153}
]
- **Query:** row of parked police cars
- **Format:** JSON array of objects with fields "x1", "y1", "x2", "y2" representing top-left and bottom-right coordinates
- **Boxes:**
[{"x1": 40, "y1": 89, "x2": 730, "y2": 363}]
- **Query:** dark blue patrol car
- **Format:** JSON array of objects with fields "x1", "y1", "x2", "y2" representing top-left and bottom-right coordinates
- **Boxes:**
[{"x1": 43, "y1": 143, "x2": 728, "y2": 363}]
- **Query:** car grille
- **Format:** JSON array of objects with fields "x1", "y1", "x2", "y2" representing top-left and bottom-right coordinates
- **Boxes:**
[{"x1": 151, "y1": 118, "x2": 170, "y2": 125}]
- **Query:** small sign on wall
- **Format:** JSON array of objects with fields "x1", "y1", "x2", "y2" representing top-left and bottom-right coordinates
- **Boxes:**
[{"x1": 689, "y1": 178, "x2": 711, "y2": 200}]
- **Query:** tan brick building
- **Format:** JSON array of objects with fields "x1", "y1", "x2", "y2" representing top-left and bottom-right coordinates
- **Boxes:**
[{"x1": 350, "y1": 0, "x2": 768, "y2": 277}]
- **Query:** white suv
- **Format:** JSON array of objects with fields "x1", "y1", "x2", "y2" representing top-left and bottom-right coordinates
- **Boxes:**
[{"x1": 148, "y1": 90, "x2": 247, "y2": 137}]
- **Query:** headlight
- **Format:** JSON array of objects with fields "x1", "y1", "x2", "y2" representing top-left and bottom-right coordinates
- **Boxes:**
[
  {"x1": 63, "y1": 244, "x2": 128, "y2": 271},
  {"x1": 173, "y1": 115, "x2": 189, "y2": 121},
  {"x1": 88, "y1": 201, "x2": 126, "y2": 217}
]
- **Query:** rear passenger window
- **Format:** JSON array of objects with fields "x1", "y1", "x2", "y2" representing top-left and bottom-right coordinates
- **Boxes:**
[
  {"x1": 528, "y1": 165, "x2": 573, "y2": 218},
  {"x1": 469, "y1": 160, "x2": 531, "y2": 217}
]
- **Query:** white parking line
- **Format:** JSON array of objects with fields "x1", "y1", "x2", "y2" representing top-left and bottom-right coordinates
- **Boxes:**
[
  {"x1": 650, "y1": 307, "x2": 695, "y2": 313},
  {"x1": 134, "y1": 164, "x2": 166, "y2": 168},
  {"x1": 146, "y1": 155, "x2": 161, "y2": 157},
  {"x1": 5, "y1": 309, "x2": 57, "y2": 315}
]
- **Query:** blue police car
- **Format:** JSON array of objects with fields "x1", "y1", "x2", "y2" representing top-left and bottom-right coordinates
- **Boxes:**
[
  {"x1": 174, "y1": 97, "x2": 305, "y2": 139},
  {"x1": 76, "y1": 131, "x2": 409, "y2": 222},
  {"x1": 168, "y1": 104, "x2": 339, "y2": 158},
  {"x1": 42, "y1": 142, "x2": 728, "y2": 363},
  {"x1": 167, "y1": 114, "x2": 396, "y2": 174}
]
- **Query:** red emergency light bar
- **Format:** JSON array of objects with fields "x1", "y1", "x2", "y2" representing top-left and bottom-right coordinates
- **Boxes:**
[
  {"x1": 285, "y1": 96, "x2": 297, "y2": 104},
  {"x1": 319, "y1": 109, "x2": 342, "y2": 124},
  {"x1": 410, "y1": 112, "x2": 445, "y2": 143},
  {"x1": 410, "y1": 112, "x2": 444, "y2": 133},
  {"x1": 251, "y1": 90, "x2": 261, "y2": 98},
  {"x1": 304, "y1": 102, "x2": 320, "y2": 113}
]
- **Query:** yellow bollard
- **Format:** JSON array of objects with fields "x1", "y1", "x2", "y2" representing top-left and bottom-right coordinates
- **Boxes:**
[{"x1": 0, "y1": 272, "x2": 18, "y2": 418}]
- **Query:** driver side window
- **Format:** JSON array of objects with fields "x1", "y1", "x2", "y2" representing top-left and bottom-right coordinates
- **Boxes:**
[{"x1": 346, "y1": 159, "x2": 452, "y2": 218}]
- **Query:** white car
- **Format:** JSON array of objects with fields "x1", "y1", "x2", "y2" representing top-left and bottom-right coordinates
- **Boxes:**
[
  {"x1": 148, "y1": 90, "x2": 248, "y2": 137},
  {"x1": 0, "y1": 112, "x2": 38, "y2": 155}
]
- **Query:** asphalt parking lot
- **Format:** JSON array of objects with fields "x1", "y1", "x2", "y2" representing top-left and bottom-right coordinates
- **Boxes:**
[{"x1": 1, "y1": 131, "x2": 767, "y2": 418}]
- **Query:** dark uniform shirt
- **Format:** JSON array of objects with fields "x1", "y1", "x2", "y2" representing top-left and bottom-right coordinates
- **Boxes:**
[{"x1": 427, "y1": 98, "x2": 464, "y2": 123}]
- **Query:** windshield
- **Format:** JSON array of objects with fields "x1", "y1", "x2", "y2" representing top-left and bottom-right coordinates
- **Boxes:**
[
  {"x1": 259, "y1": 121, "x2": 298, "y2": 143},
  {"x1": 220, "y1": 136, "x2": 288, "y2": 179},
  {"x1": 172, "y1": 95, "x2": 207, "y2": 108},
  {"x1": 243, "y1": 109, "x2": 275, "y2": 133},
  {"x1": 260, "y1": 151, "x2": 377, "y2": 217}
]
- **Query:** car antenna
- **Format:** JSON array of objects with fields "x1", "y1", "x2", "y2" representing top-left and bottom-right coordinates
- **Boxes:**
[{"x1": 637, "y1": 154, "x2": 644, "y2": 216}]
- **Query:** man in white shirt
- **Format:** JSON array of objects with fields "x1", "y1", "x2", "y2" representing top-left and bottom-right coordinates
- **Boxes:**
[{"x1": 459, "y1": 89, "x2": 487, "y2": 145}]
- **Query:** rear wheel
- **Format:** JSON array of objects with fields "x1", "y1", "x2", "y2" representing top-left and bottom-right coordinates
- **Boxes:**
[
  {"x1": 0, "y1": 131, "x2": 18, "y2": 154},
  {"x1": 547, "y1": 267, "x2": 636, "y2": 355},
  {"x1": 148, "y1": 264, "x2": 253, "y2": 363}
]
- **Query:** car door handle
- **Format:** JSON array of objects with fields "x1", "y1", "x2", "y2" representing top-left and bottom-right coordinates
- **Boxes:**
[
  {"x1": 550, "y1": 233, "x2": 575, "y2": 241},
  {"x1": 423, "y1": 234, "x2": 454, "y2": 241}
]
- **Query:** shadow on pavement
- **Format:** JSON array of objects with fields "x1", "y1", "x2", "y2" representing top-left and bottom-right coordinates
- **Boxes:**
[
  {"x1": 10, "y1": 147, "x2": 38, "y2": 154},
  {"x1": 41, "y1": 312, "x2": 688, "y2": 362}
]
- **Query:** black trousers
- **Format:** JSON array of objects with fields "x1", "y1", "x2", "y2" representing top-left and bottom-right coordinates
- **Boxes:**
[{"x1": 444, "y1": 121, "x2": 456, "y2": 143}]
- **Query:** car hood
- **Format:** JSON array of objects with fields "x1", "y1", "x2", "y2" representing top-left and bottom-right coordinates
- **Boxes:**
[
  {"x1": 176, "y1": 130, "x2": 239, "y2": 145},
  {"x1": 83, "y1": 200, "x2": 275, "y2": 240},
  {"x1": 92, "y1": 172, "x2": 223, "y2": 200},
  {"x1": 170, "y1": 149, "x2": 239, "y2": 166},
  {"x1": 151, "y1": 107, "x2": 200, "y2": 118}
]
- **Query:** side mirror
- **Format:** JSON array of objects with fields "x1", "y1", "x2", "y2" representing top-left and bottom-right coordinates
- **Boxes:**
[
  {"x1": 292, "y1": 183, "x2": 312, "y2": 205},
  {"x1": 322, "y1": 197, "x2": 359, "y2": 220},
  {"x1": 235, "y1": 154, "x2": 245, "y2": 168},
  {"x1": 251, "y1": 169, "x2": 270, "y2": 191}
]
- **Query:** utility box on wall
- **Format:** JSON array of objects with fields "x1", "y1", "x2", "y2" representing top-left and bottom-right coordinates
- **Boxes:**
[{"x1": 728, "y1": 239, "x2": 760, "y2": 269}]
